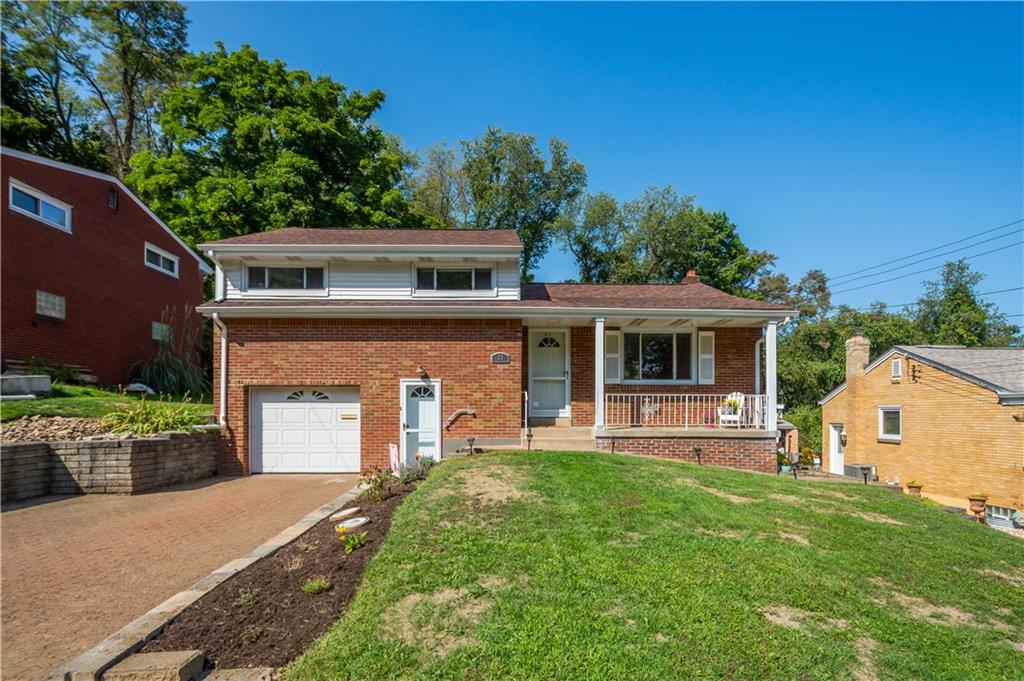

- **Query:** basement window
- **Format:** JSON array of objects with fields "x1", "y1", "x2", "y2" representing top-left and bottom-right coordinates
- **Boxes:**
[
  {"x1": 36, "y1": 290, "x2": 66, "y2": 319},
  {"x1": 878, "y1": 406, "x2": 902, "y2": 442}
]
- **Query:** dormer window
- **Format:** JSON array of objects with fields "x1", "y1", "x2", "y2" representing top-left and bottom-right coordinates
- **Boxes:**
[
  {"x1": 416, "y1": 267, "x2": 493, "y2": 291},
  {"x1": 248, "y1": 266, "x2": 324, "y2": 290}
]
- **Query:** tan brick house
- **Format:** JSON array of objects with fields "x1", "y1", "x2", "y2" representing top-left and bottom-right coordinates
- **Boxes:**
[
  {"x1": 820, "y1": 335, "x2": 1024, "y2": 524},
  {"x1": 197, "y1": 228, "x2": 796, "y2": 476}
]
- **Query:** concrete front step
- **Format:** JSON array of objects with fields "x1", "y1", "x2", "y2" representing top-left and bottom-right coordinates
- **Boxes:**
[{"x1": 103, "y1": 651, "x2": 204, "y2": 681}]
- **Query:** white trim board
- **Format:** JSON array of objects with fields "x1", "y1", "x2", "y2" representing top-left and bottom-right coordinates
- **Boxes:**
[{"x1": 1, "y1": 146, "x2": 213, "y2": 275}]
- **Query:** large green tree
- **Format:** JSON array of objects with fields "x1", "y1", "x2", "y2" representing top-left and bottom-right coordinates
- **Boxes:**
[
  {"x1": 553, "y1": 192, "x2": 620, "y2": 283},
  {"x1": 913, "y1": 260, "x2": 1021, "y2": 346},
  {"x1": 128, "y1": 44, "x2": 419, "y2": 247},
  {"x1": 2, "y1": 0, "x2": 187, "y2": 176}
]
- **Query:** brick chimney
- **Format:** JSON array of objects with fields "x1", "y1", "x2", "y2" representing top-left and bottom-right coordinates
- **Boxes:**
[
  {"x1": 845, "y1": 333, "x2": 871, "y2": 382},
  {"x1": 684, "y1": 270, "x2": 700, "y2": 282}
]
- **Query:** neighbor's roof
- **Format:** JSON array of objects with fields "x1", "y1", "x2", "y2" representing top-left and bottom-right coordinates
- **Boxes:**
[
  {"x1": 0, "y1": 146, "x2": 213, "y2": 275},
  {"x1": 200, "y1": 227, "x2": 522, "y2": 249},
  {"x1": 819, "y1": 345, "x2": 1024, "y2": 406}
]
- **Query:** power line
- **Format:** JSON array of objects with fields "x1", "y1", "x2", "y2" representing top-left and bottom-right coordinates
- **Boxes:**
[
  {"x1": 830, "y1": 240, "x2": 1023, "y2": 295},
  {"x1": 829, "y1": 228, "x2": 1022, "y2": 286},
  {"x1": 827, "y1": 218, "x2": 1024, "y2": 283},
  {"x1": 850, "y1": 286, "x2": 1024, "y2": 312}
]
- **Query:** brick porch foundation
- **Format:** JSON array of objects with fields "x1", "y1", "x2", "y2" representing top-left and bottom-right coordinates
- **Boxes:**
[{"x1": 595, "y1": 434, "x2": 776, "y2": 473}]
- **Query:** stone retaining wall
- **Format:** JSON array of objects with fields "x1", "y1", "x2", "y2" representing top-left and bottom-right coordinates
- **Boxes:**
[
  {"x1": 596, "y1": 434, "x2": 777, "y2": 473},
  {"x1": 2, "y1": 431, "x2": 221, "y2": 503}
]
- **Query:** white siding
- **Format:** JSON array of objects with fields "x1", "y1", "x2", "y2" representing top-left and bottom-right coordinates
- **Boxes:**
[{"x1": 222, "y1": 257, "x2": 520, "y2": 301}]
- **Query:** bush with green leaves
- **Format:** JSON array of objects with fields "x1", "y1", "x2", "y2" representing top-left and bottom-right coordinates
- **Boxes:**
[
  {"x1": 301, "y1": 576, "x2": 332, "y2": 595},
  {"x1": 358, "y1": 468, "x2": 396, "y2": 503},
  {"x1": 100, "y1": 394, "x2": 207, "y2": 435},
  {"x1": 23, "y1": 357, "x2": 80, "y2": 384},
  {"x1": 398, "y1": 457, "x2": 437, "y2": 484},
  {"x1": 343, "y1": 531, "x2": 368, "y2": 555},
  {"x1": 129, "y1": 306, "x2": 210, "y2": 397}
]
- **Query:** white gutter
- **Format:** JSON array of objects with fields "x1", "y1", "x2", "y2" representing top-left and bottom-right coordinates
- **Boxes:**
[{"x1": 211, "y1": 313, "x2": 228, "y2": 427}]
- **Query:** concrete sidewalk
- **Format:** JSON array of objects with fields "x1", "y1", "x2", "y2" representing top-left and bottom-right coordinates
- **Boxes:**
[{"x1": 1, "y1": 473, "x2": 358, "y2": 681}]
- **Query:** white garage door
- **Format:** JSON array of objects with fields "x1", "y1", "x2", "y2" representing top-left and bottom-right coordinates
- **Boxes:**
[{"x1": 250, "y1": 387, "x2": 360, "y2": 473}]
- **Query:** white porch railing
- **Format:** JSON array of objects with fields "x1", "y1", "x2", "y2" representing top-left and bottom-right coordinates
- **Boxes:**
[{"x1": 604, "y1": 393, "x2": 769, "y2": 430}]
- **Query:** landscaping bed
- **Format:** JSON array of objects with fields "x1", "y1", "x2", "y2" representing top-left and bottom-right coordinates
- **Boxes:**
[
  {"x1": 142, "y1": 480, "x2": 416, "y2": 669},
  {"x1": 0, "y1": 415, "x2": 114, "y2": 443}
]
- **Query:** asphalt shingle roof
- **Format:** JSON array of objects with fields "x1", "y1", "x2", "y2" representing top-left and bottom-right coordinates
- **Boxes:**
[
  {"x1": 202, "y1": 227, "x2": 522, "y2": 247},
  {"x1": 897, "y1": 345, "x2": 1024, "y2": 394}
]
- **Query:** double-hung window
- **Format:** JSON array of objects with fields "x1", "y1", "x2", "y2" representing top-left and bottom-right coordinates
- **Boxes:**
[
  {"x1": 415, "y1": 267, "x2": 493, "y2": 292},
  {"x1": 247, "y1": 266, "x2": 325, "y2": 290},
  {"x1": 145, "y1": 243, "x2": 179, "y2": 278},
  {"x1": 878, "y1": 406, "x2": 902, "y2": 442},
  {"x1": 621, "y1": 331, "x2": 696, "y2": 382},
  {"x1": 9, "y1": 180, "x2": 71, "y2": 232}
]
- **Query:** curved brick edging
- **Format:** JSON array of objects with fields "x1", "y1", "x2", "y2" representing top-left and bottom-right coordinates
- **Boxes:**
[
  {"x1": 45, "y1": 480, "x2": 363, "y2": 681},
  {"x1": 596, "y1": 433, "x2": 777, "y2": 473},
  {"x1": 1, "y1": 431, "x2": 222, "y2": 504}
]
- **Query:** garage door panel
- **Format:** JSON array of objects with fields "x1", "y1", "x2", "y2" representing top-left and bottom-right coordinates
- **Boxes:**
[{"x1": 251, "y1": 387, "x2": 361, "y2": 473}]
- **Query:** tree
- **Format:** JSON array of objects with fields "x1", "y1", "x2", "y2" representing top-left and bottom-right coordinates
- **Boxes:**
[
  {"x1": 913, "y1": 260, "x2": 1021, "y2": 346},
  {"x1": 128, "y1": 44, "x2": 419, "y2": 247},
  {"x1": 409, "y1": 143, "x2": 471, "y2": 229},
  {"x1": 554, "y1": 192, "x2": 620, "y2": 283},
  {"x1": 756, "y1": 268, "x2": 831, "y2": 320},
  {"x1": 462, "y1": 129, "x2": 587, "y2": 279}
]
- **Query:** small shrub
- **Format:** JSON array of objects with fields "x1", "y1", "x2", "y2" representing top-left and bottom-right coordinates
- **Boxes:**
[
  {"x1": 343, "y1": 531, "x2": 368, "y2": 555},
  {"x1": 301, "y1": 576, "x2": 331, "y2": 595},
  {"x1": 240, "y1": 625, "x2": 263, "y2": 645},
  {"x1": 358, "y1": 468, "x2": 396, "y2": 503},
  {"x1": 100, "y1": 393, "x2": 206, "y2": 435},
  {"x1": 24, "y1": 357, "x2": 80, "y2": 384},
  {"x1": 233, "y1": 587, "x2": 260, "y2": 609},
  {"x1": 285, "y1": 556, "x2": 304, "y2": 572},
  {"x1": 398, "y1": 457, "x2": 437, "y2": 484}
]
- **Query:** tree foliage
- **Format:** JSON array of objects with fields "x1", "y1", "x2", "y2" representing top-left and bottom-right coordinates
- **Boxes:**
[
  {"x1": 913, "y1": 260, "x2": 1021, "y2": 346},
  {"x1": 128, "y1": 43, "x2": 419, "y2": 248}
]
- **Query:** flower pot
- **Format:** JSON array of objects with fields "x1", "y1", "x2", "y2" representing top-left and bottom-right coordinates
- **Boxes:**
[
  {"x1": 780, "y1": 465, "x2": 792, "y2": 473},
  {"x1": 967, "y1": 496, "x2": 988, "y2": 524},
  {"x1": 907, "y1": 484, "x2": 922, "y2": 497}
]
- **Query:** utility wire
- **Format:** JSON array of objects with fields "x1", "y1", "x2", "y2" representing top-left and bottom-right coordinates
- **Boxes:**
[
  {"x1": 850, "y1": 286, "x2": 1024, "y2": 311},
  {"x1": 827, "y1": 218, "x2": 1023, "y2": 283},
  {"x1": 830, "y1": 240, "x2": 1024, "y2": 295},
  {"x1": 829, "y1": 228, "x2": 1022, "y2": 286}
]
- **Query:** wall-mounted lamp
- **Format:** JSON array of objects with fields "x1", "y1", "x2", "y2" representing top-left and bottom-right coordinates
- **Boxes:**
[
  {"x1": 417, "y1": 366, "x2": 427, "y2": 375},
  {"x1": 840, "y1": 429, "x2": 848, "y2": 447}
]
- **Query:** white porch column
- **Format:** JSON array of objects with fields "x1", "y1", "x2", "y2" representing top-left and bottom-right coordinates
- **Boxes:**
[
  {"x1": 766, "y1": 321, "x2": 778, "y2": 432},
  {"x1": 594, "y1": 317, "x2": 605, "y2": 431}
]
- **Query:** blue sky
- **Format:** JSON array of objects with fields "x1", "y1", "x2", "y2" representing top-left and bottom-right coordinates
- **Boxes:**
[{"x1": 185, "y1": 2, "x2": 1023, "y2": 317}]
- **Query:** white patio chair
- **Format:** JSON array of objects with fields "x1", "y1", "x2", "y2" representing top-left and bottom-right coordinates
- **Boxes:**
[{"x1": 717, "y1": 392, "x2": 745, "y2": 428}]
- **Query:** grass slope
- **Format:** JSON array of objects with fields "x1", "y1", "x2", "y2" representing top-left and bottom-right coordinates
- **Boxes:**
[
  {"x1": 288, "y1": 452, "x2": 1023, "y2": 681},
  {"x1": 0, "y1": 384, "x2": 212, "y2": 422}
]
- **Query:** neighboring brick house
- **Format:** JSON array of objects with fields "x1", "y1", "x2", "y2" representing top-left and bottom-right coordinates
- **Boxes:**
[
  {"x1": 820, "y1": 335, "x2": 1024, "y2": 524},
  {"x1": 1, "y1": 147, "x2": 211, "y2": 385},
  {"x1": 197, "y1": 227, "x2": 796, "y2": 476}
]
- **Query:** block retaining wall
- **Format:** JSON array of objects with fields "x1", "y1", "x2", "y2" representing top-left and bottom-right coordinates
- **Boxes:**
[
  {"x1": 595, "y1": 434, "x2": 777, "y2": 473},
  {"x1": 1, "y1": 431, "x2": 221, "y2": 503}
]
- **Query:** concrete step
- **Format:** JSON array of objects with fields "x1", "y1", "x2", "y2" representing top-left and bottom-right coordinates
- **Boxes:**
[
  {"x1": 103, "y1": 650, "x2": 204, "y2": 681},
  {"x1": 199, "y1": 668, "x2": 276, "y2": 681}
]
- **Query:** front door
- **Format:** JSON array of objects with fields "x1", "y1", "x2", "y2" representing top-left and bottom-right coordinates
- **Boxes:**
[
  {"x1": 829, "y1": 423, "x2": 845, "y2": 474},
  {"x1": 401, "y1": 379, "x2": 441, "y2": 465},
  {"x1": 529, "y1": 329, "x2": 570, "y2": 417}
]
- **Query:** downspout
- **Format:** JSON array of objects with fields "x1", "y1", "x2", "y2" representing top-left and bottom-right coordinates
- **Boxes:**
[{"x1": 212, "y1": 312, "x2": 228, "y2": 428}]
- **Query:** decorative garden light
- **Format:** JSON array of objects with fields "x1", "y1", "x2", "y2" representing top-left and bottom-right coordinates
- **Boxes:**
[{"x1": 693, "y1": 446, "x2": 703, "y2": 465}]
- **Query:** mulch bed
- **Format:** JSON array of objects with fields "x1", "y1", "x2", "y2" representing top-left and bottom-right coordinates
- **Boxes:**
[{"x1": 143, "y1": 481, "x2": 415, "y2": 669}]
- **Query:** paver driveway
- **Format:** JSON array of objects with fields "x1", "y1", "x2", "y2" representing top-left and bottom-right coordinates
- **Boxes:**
[{"x1": 1, "y1": 473, "x2": 358, "y2": 681}]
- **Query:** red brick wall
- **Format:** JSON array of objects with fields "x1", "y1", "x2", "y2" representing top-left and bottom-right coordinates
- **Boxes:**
[
  {"x1": 595, "y1": 435, "x2": 776, "y2": 473},
  {"x1": 1, "y1": 154, "x2": 205, "y2": 385},
  {"x1": 215, "y1": 318, "x2": 523, "y2": 474},
  {"x1": 564, "y1": 326, "x2": 761, "y2": 426}
]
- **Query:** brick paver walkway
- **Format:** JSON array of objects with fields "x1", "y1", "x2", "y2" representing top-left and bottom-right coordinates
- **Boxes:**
[{"x1": 0, "y1": 474, "x2": 358, "y2": 681}]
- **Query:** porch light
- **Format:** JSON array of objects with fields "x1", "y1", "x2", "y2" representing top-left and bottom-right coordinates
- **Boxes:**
[
  {"x1": 693, "y1": 446, "x2": 703, "y2": 465},
  {"x1": 467, "y1": 436, "x2": 476, "y2": 455},
  {"x1": 417, "y1": 365, "x2": 427, "y2": 375},
  {"x1": 840, "y1": 429, "x2": 848, "y2": 446}
]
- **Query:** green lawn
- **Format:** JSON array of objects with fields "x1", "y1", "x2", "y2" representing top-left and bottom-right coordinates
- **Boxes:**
[
  {"x1": 0, "y1": 384, "x2": 212, "y2": 422},
  {"x1": 288, "y1": 451, "x2": 1023, "y2": 681}
]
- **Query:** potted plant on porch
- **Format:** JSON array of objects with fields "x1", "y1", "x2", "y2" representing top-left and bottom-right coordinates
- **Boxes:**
[
  {"x1": 906, "y1": 480, "x2": 923, "y2": 497},
  {"x1": 777, "y1": 450, "x2": 791, "y2": 473}
]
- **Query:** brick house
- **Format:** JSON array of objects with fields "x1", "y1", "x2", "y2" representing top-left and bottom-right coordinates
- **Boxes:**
[
  {"x1": 198, "y1": 227, "x2": 796, "y2": 476},
  {"x1": 820, "y1": 335, "x2": 1024, "y2": 524},
  {"x1": 1, "y1": 147, "x2": 211, "y2": 384}
]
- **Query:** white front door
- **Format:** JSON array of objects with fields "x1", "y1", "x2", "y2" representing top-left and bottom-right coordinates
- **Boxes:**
[
  {"x1": 529, "y1": 329, "x2": 570, "y2": 417},
  {"x1": 829, "y1": 423, "x2": 845, "y2": 474},
  {"x1": 401, "y1": 379, "x2": 441, "y2": 466},
  {"x1": 250, "y1": 387, "x2": 360, "y2": 473}
]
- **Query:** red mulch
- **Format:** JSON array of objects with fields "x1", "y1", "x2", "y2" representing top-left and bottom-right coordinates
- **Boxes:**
[{"x1": 142, "y1": 482, "x2": 414, "y2": 669}]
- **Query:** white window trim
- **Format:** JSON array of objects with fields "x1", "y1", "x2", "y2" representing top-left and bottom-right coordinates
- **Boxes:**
[
  {"x1": 9, "y1": 178, "x2": 72, "y2": 233},
  {"x1": 241, "y1": 262, "x2": 329, "y2": 298},
  {"x1": 878, "y1": 405, "x2": 902, "y2": 442},
  {"x1": 144, "y1": 242, "x2": 180, "y2": 279},
  {"x1": 618, "y1": 328, "x2": 698, "y2": 385},
  {"x1": 891, "y1": 357, "x2": 902, "y2": 380},
  {"x1": 605, "y1": 329, "x2": 621, "y2": 384},
  {"x1": 411, "y1": 263, "x2": 498, "y2": 298},
  {"x1": 698, "y1": 330, "x2": 715, "y2": 385},
  {"x1": 35, "y1": 290, "x2": 66, "y2": 320}
]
